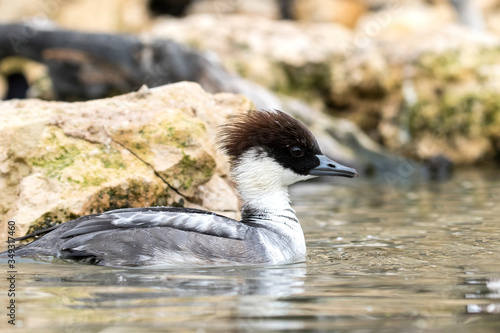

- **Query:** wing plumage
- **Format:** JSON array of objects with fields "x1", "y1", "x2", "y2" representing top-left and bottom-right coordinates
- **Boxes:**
[
  {"x1": 58, "y1": 207, "x2": 248, "y2": 240},
  {"x1": 13, "y1": 207, "x2": 264, "y2": 266}
]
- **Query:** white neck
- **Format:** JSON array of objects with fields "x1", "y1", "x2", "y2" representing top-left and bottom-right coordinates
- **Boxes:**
[
  {"x1": 231, "y1": 149, "x2": 312, "y2": 263},
  {"x1": 231, "y1": 149, "x2": 313, "y2": 227}
]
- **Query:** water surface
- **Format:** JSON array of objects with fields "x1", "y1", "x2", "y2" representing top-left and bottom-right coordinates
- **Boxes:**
[{"x1": 1, "y1": 169, "x2": 499, "y2": 332}]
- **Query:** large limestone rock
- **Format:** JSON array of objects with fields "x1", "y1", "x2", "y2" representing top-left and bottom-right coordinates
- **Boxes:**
[{"x1": 0, "y1": 82, "x2": 250, "y2": 239}]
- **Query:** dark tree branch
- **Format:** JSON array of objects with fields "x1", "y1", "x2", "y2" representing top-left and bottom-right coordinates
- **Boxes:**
[{"x1": 0, "y1": 23, "x2": 234, "y2": 100}]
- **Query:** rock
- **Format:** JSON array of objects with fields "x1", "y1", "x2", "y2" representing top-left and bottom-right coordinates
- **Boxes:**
[
  {"x1": 0, "y1": 82, "x2": 250, "y2": 239},
  {"x1": 147, "y1": 14, "x2": 430, "y2": 176},
  {"x1": 0, "y1": 0, "x2": 150, "y2": 33},
  {"x1": 293, "y1": 0, "x2": 367, "y2": 29},
  {"x1": 333, "y1": 25, "x2": 500, "y2": 165},
  {"x1": 421, "y1": 154, "x2": 454, "y2": 181},
  {"x1": 355, "y1": 1, "x2": 456, "y2": 40},
  {"x1": 150, "y1": 14, "x2": 353, "y2": 102},
  {"x1": 449, "y1": 0, "x2": 487, "y2": 31},
  {"x1": 186, "y1": 0, "x2": 281, "y2": 19}
]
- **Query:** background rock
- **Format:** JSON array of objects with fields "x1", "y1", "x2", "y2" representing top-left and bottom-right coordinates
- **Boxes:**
[
  {"x1": 0, "y1": 82, "x2": 249, "y2": 239},
  {"x1": 333, "y1": 25, "x2": 500, "y2": 165},
  {"x1": 187, "y1": 0, "x2": 281, "y2": 19},
  {"x1": 0, "y1": 0, "x2": 150, "y2": 33},
  {"x1": 150, "y1": 14, "x2": 352, "y2": 103},
  {"x1": 293, "y1": 0, "x2": 367, "y2": 28},
  {"x1": 150, "y1": 14, "x2": 500, "y2": 165}
]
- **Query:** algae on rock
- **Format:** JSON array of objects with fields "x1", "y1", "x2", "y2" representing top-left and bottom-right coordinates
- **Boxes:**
[{"x1": 0, "y1": 82, "x2": 250, "y2": 239}]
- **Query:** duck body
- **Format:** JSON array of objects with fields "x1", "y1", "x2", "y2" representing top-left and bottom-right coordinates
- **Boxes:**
[{"x1": 13, "y1": 206, "x2": 306, "y2": 267}]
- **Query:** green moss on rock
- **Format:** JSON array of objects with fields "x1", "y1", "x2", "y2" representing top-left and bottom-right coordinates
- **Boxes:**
[
  {"x1": 276, "y1": 62, "x2": 332, "y2": 103},
  {"x1": 26, "y1": 210, "x2": 80, "y2": 236},
  {"x1": 29, "y1": 131, "x2": 82, "y2": 178},
  {"x1": 163, "y1": 151, "x2": 216, "y2": 191},
  {"x1": 83, "y1": 177, "x2": 166, "y2": 214},
  {"x1": 112, "y1": 111, "x2": 208, "y2": 162},
  {"x1": 27, "y1": 126, "x2": 127, "y2": 188}
]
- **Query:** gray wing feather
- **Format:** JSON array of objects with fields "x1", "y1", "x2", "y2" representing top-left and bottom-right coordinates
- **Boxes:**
[
  {"x1": 59, "y1": 210, "x2": 248, "y2": 240},
  {"x1": 13, "y1": 208, "x2": 267, "y2": 266}
]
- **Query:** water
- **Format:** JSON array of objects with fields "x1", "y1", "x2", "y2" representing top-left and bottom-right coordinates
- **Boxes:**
[{"x1": 1, "y1": 169, "x2": 499, "y2": 332}]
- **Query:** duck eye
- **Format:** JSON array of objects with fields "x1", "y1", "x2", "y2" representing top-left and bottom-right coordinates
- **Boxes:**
[{"x1": 290, "y1": 146, "x2": 304, "y2": 157}]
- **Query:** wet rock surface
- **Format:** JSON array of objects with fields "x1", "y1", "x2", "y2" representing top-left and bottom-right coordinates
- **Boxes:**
[{"x1": 0, "y1": 82, "x2": 248, "y2": 238}]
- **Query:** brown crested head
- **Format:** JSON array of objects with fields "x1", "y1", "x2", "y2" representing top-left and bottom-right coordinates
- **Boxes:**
[{"x1": 218, "y1": 109, "x2": 323, "y2": 176}]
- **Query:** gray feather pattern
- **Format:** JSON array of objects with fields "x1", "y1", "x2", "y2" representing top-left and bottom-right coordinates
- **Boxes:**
[
  {"x1": 58, "y1": 209, "x2": 248, "y2": 240},
  {"x1": 10, "y1": 207, "x2": 271, "y2": 266}
]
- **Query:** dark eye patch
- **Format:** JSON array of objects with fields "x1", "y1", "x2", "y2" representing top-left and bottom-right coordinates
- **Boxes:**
[{"x1": 265, "y1": 143, "x2": 320, "y2": 176}]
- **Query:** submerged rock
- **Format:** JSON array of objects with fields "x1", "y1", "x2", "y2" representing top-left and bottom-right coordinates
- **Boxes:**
[{"x1": 0, "y1": 82, "x2": 248, "y2": 239}]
